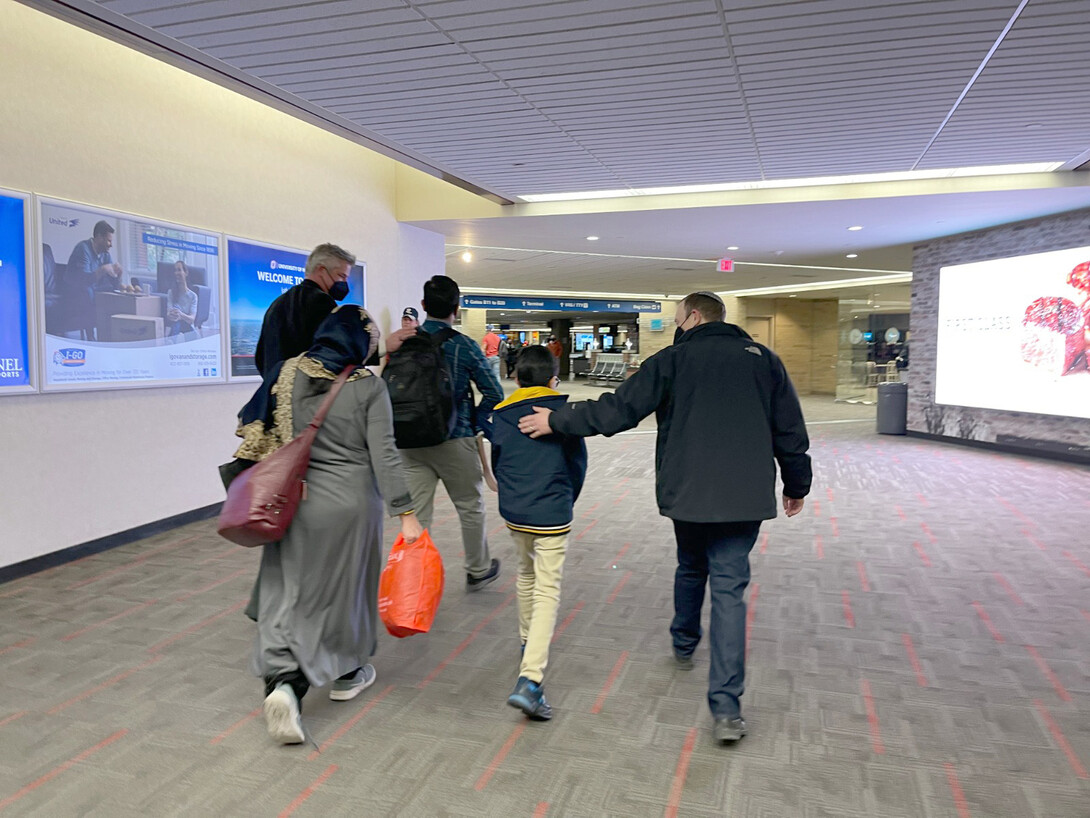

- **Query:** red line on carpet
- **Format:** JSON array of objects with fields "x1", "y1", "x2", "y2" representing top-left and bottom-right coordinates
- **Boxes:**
[
  {"x1": 580, "y1": 502, "x2": 600, "y2": 518},
  {"x1": 971, "y1": 601, "x2": 1005, "y2": 643},
  {"x1": 608, "y1": 542, "x2": 631, "y2": 567},
  {"x1": 745, "y1": 583, "x2": 760, "y2": 659},
  {"x1": 147, "y1": 600, "x2": 248, "y2": 653},
  {"x1": 759, "y1": 531, "x2": 769, "y2": 555},
  {"x1": 916, "y1": 492, "x2": 929, "y2": 507},
  {"x1": 552, "y1": 600, "x2": 584, "y2": 643},
  {"x1": 47, "y1": 655, "x2": 164, "y2": 715},
  {"x1": 826, "y1": 487, "x2": 835, "y2": 503},
  {"x1": 841, "y1": 591, "x2": 855, "y2": 628},
  {"x1": 607, "y1": 571, "x2": 633, "y2": 604},
  {"x1": 0, "y1": 637, "x2": 35, "y2": 657},
  {"x1": 0, "y1": 586, "x2": 28, "y2": 600},
  {"x1": 174, "y1": 567, "x2": 250, "y2": 603},
  {"x1": 279, "y1": 764, "x2": 338, "y2": 817},
  {"x1": 830, "y1": 516, "x2": 839, "y2": 537},
  {"x1": 198, "y1": 546, "x2": 239, "y2": 565},
  {"x1": 575, "y1": 520, "x2": 598, "y2": 540},
  {"x1": 912, "y1": 541, "x2": 932, "y2": 568},
  {"x1": 664, "y1": 727, "x2": 698, "y2": 818},
  {"x1": 66, "y1": 535, "x2": 199, "y2": 590},
  {"x1": 533, "y1": 803, "x2": 549, "y2": 817},
  {"x1": 612, "y1": 489, "x2": 631, "y2": 506},
  {"x1": 861, "y1": 679, "x2": 885, "y2": 755},
  {"x1": 1024, "y1": 646, "x2": 1071, "y2": 702},
  {"x1": 1021, "y1": 528, "x2": 1046, "y2": 551},
  {"x1": 815, "y1": 534, "x2": 824, "y2": 560},
  {"x1": 61, "y1": 599, "x2": 159, "y2": 642},
  {"x1": 488, "y1": 522, "x2": 506, "y2": 537},
  {"x1": 591, "y1": 651, "x2": 630, "y2": 714},
  {"x1": 1082, "y1": 610, "x2": 1090, "y2": 623},
  {"x1": 0, "y1": 729, "x2": 128, "y2": 812},
  {"x1": 894, "y1": 505, "x2": 907, "y2": 521},
  {"x1": 474, "y1": 722, "x2": 527, "y2": 791},
  {"x1": 308, "y1": 685, "x2": 395, "y2": 759},
  {"x1": 813, "y1": 499, "x2": 822, "y2": 517},
  {"x1": 210, "y1": 707, "x2": 262, "y2": 745},
  {"x1": 856, "y1": 561, "x2": 870, "y2": 592},
  {"x1": 1061, "y1": 551, "x2": 1090, "y2": 578},
  {"x1": 943, "y1": 762, "x2": 972, "y2": 818},
  {"x1": 919, "y1": 521, "x2": 936, "y2": 544},
  {"x1": 992, "y1": 573, "x2": 1024, "y2": 606},
  {"x1": 0, "y1": 711, "x2": 27, "y2": 728},
  {"x1": 418, "y1": 592, "x2": 516, "y2": 689},
  {"x1": 901, "y1": 634, "x2": 928, "y2": 687},
  {"x1": 1033, "y1": 699, "x2": 1088, "y2": 779}
]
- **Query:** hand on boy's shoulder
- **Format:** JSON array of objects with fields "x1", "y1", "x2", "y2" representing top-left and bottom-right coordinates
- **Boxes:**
[{"x1": 518, "y1": 406, "x2": 553, "y2": 438}]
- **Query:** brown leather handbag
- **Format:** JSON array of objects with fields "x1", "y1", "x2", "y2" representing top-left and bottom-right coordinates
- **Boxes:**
[{"x1": 218, "y1": 366, "x2": 355, "y2": 547}]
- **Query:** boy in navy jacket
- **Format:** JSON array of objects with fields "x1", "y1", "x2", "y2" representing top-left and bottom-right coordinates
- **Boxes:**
[{"x1": 484, "y1": 345, "x2": 587, "y2": 719}]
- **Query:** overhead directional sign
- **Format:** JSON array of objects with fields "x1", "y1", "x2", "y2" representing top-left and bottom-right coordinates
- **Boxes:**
[{"x1": 462, "y1": 295, "x2": 661, "y2": 313}]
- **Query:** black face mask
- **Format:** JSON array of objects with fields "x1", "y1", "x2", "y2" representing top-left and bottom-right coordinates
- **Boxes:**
[
  {"x1": 674, "y1": 325, "x2": 685, "y2": 344},
  {"x1": 328, "y1": 280, "x2": 349, "y2": 301}
]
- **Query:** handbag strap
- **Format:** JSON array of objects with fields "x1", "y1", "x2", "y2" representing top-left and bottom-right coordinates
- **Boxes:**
[{"x1": 305, "y1": 365, "x2": 357, "y2": 432}]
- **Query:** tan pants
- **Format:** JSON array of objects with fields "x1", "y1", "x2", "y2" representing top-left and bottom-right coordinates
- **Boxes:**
[{"x1": 510, "y1": 529, "x2": 569, "y2": 683}]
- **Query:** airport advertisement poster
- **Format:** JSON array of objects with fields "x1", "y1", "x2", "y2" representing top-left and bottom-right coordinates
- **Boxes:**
[
  {"x1": 226, "y1": 238, "x2": 365, "y2": 379},
  {"x1": 38, "y1": 198, "x2": 224, "y2": 391},
  {"x1": 0, "y1": 191, "x2": 33, "y2": 393},
  {"x1": 936, "y1": 244, "x2": 1090, "y2": 419}
]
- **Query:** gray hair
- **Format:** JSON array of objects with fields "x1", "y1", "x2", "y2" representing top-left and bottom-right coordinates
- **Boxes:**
[{"x1": 306, "y1": 242, "x2": 356, "y2": 277}]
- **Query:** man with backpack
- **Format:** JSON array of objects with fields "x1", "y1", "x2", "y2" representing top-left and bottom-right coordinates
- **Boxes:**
[{"x1": 383, "y1": 275, "x2": 505, "y2": 590}]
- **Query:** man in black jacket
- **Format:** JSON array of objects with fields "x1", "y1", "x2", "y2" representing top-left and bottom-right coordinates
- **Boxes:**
[
  {"x1": 519, "y1": 291, "x2": 811, "y2": 744},
  {"x1": 254, "y1": 243, "x2": 356, "y2": 377}
]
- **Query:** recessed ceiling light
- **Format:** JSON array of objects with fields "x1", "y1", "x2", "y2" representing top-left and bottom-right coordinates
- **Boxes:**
[
  {"x1": 789, "y1": 294, "x2": 797, "y2": 298},
  {"x1": 848, "y1": 225, "x2": 863, "y2": 231},
  {"x1": 846, "y1": 253, "x2": 859, "y2": 259},
  {"x1": 586, "y1": 236, "x2": 599, "y2": 241},
  {"x1": 727, "y1": 246, "x2": 739, "y2": 251},
  {"x1": 461, "y1": 250, "x2": 473, "y2": 262}
]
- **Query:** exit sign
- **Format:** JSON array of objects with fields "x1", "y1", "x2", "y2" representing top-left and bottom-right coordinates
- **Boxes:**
[{"x1": 717, "y1": 258, "x2": 734, "y2": 273}]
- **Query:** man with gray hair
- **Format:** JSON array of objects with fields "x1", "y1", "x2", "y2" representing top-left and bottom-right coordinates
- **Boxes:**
[
  {"x1": 518, "y1": 290, "x2": 811, "y2": 745},
  {"x1": 254, "y1": 242, "x2": 358, "y2": 377}
]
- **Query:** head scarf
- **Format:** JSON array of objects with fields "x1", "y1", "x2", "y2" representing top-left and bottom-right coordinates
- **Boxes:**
[{"x1": 233, "y1": 306, "x2": 379, "y2": 461}]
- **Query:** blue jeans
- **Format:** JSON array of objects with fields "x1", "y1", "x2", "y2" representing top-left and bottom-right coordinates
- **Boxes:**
[{"x1": 670, "y1": 519, "x2": 761, "y2": 719}]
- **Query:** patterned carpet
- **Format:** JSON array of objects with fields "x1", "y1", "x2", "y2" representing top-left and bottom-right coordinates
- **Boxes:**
[{"x1": 1, "y1": 397, "x2": 1088, "y2": 817}]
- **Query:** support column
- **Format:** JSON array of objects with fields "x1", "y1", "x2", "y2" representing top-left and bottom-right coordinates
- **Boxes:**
[{"x1": 549, "y1": 318, "x2": 573, "y2": 377}]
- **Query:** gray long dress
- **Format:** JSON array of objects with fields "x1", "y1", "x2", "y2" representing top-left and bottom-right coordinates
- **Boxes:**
[{"x1": 252, "y1": 370, "x2": 413, "y2": 688}]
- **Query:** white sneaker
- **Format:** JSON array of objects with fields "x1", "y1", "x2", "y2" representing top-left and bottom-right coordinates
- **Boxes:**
[
  {"x1": 263, "y1": 684, "x2": 305, "y2": 744},
  {"x1": 329, "y1": 664, "x2": 377, "y2": 701}
]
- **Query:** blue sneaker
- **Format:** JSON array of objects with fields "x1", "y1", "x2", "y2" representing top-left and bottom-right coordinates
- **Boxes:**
[{"x1": 507, "y1": 676, "x2": 552, "y2": 721}]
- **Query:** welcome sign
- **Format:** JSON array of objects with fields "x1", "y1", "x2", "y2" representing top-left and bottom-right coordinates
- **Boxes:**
[{"x1": 0, "y1": 191, "x2": 32, "y2": 393}]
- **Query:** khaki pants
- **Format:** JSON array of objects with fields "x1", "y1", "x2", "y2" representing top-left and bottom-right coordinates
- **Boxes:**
[
  {"x1": 510, "y1": 529, "x2": 569, "y2": 683},
  {"x1": 400, "y1": 437, "x2": 492, "y2": 578}
]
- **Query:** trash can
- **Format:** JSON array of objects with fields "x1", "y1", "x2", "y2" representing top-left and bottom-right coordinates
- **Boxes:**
[{"x1": 876, "y1": 381, "x2": 908, "y2": 435}]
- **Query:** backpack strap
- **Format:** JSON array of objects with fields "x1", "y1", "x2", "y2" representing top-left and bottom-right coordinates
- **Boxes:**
[{"x1": 429, "y1": 326, "x2": 459, "y2": 349}]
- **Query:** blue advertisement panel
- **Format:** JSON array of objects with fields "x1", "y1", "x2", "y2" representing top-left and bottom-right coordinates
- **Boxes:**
[
  {"x1": 226, "y1": 238, "x2": 365, "y2": 378},
  {"x1": 461, "y1": 295, "x2": 661, "y2": 313},
  {"x1": 0, "y1": 192, "x2": 32, "y2": 392},
  {"x1": 39, "y1": 199, "x2": 224, "y2": 391}
]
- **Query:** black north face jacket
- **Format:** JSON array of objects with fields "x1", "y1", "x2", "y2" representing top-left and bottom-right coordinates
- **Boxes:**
[{"x1": 550, "y1": 322, "x2": 811, "y2": 523}]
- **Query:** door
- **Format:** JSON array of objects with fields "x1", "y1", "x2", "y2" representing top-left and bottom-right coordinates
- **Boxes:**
[{"x1": 746, "y1": 316, "x2": 772, "y2": 347}]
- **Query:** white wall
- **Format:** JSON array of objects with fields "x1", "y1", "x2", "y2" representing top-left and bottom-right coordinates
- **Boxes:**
[{"x1": 0, "y1": 4, "x2": 447, "y2": 568}]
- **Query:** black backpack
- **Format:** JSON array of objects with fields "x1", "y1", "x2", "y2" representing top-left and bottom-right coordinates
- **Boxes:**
[{"x1": 382, "y1": 327, "x2": 459, "y2": 449}]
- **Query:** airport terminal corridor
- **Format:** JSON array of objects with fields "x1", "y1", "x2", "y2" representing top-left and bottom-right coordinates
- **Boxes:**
[{"x1": 1, "y1": 401, "x2": 1088, "y2": 817}]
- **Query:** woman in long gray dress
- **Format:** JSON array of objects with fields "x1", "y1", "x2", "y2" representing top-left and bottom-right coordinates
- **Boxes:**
[{"x1": 233, "y1": 305, "x2": 422, "y2": 745}]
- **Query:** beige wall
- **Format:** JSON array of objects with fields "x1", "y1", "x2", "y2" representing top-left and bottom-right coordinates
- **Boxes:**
[
  {"x1": 740, "y1": 298, "x2": 838, "y2": 395},
  {"x1": 0, "y1": 4, "x2": 449, "y2": 568},
  {"x1": 637, "y1": 300, "x2": 680, "y2": 359},
  {"x1": 458, "y1": 308, "x2": 489, "y2": 345}
]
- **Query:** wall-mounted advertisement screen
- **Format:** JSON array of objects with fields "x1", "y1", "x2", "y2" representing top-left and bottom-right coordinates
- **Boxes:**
[
  {"x1": 38, "y1": 199, "x2": 224, "y2": 390},
  {"x1": 936, "y1": 245, "x2": 1090, "y2": 419},
  {"x1": 226, "y1": 239, "x2": 365, "y2": 379},
  {"x1": 0, "y1": 191, "x2": 33, "y2": 393}
]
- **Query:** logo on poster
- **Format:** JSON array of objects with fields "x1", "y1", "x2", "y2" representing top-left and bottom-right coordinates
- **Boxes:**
[
  {"x1": 48, "y1": 217, "x2": 80, "y2": 228},
  {"x1": 270, "y1": 260, "x2": 277, "y2": 269},
  {"x1": 0, "y1": 358, "x2": 24, "y2": 379},
  {"x1": 54, "y1": 348, "x2": 86, "y2": 367}
]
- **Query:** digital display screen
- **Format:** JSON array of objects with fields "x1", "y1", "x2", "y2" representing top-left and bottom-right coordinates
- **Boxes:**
[{"x1": 936, "y1": 245, "x2": 1090, "y2": 419}]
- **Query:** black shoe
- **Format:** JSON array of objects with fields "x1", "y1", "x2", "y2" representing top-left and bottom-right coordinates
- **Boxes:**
[
  {"x1": 507, "y1": 676, "x2": 552, "y2": 721},
  {"x1": 672, "y1": 648, "x2": 694, "y2": 670},
  {"x1": 713, "y1": 716, "x2": 747, "y2": 744},
  {"x1": 467, "y1": 558, "x2": 500, "y2": 592}
]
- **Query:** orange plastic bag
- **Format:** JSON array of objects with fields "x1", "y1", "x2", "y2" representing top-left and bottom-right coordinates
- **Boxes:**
[{"x1": 378, "y1": 529, "x2": 445, "y2": 638}]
